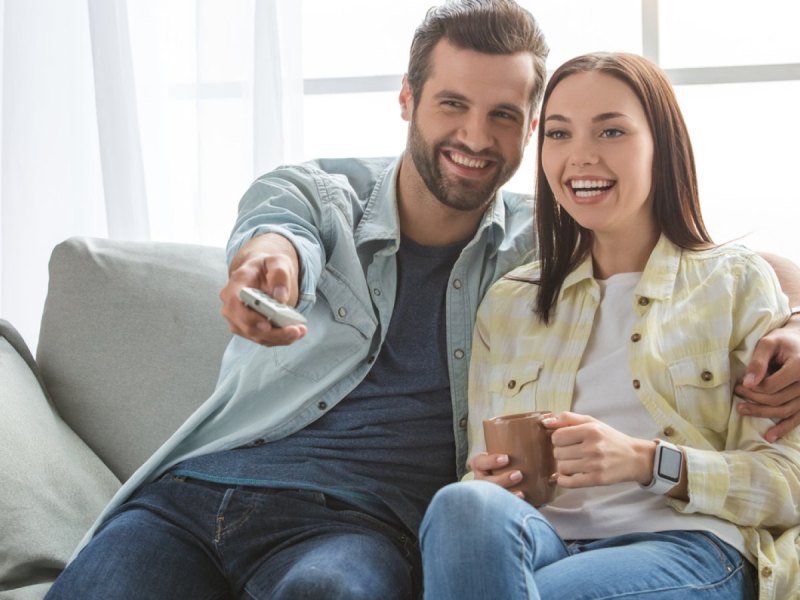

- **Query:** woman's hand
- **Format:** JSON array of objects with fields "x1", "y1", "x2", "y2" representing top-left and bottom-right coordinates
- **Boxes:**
[
  {"x1": 468, "y1": 452, "x2": 525, "y2": 498},
  {"x1": 542, "y1": 412, "x2": 656, "y2": 488}
]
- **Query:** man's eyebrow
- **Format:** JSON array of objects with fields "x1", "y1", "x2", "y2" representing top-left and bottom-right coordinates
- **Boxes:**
[{"x1": 433, "y1": 90, "x2": 469, "y2": 102}]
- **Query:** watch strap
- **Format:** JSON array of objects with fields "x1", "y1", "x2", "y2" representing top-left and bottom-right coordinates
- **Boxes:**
[{"x1": 640, "y1": 440, "x2": 681, "y2": 495}]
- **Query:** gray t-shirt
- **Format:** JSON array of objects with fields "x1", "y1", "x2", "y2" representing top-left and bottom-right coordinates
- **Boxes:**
[{"x1": 173, "y1": 235, "x2": 465, "y2": 536}]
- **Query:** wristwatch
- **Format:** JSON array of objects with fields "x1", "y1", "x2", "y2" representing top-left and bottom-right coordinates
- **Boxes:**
[
  {"x1": 640, "y1": 440, "x2": 682, "y2": 495},
  {"x1": 790, "y1": 306, "x2": 800, "y2": 318}
]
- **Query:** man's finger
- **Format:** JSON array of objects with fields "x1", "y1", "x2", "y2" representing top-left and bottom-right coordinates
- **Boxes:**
[
  {"x1": 737, "y1": 393, "x2": 800, "y2": 421},
  {"x1": 736, "y1": 380, "x2": 800, "y2": 407},
  {"x1": 764, "y1": 411, "x2": 800, "y2": 443},
  {"x1": 742, "y1": 337, "x2": 777, "y2": 388}
]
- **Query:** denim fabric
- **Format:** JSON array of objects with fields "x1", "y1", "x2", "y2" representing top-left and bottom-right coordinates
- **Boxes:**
[
  {"x1": 74, "y1": 156, "x2": 535, "y2": 557},
  {"x1": 46, "y1": 475, "x2": 419, "y2": 600},
  {"x1": 420, "y1": 481, "x2": 757, "y2": 600},
  {"x1": 171, "y1": 234, "x2": 465, "y2": 537}
]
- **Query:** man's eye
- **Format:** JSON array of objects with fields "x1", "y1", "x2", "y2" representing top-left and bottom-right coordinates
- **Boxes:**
[{"x1": 442, "y1": 100, "x2": 464, "y2": 108}]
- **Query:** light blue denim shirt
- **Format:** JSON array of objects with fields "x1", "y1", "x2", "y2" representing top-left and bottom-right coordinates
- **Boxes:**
[{"x1": 73, "y1": 155, "x2": 535, "y2": 556}]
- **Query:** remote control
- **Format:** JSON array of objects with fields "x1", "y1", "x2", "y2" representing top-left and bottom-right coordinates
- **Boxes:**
[{"x1": 239, "y1": 287, "x2": 307, "y2": 328}]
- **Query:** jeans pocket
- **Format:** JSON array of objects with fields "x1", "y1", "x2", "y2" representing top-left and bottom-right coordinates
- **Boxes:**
[{"x1": 693, "y1": 530, "x2": 757, "y2": 596}]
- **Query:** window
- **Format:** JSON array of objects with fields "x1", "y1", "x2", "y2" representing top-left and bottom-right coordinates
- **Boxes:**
[{"x1": 301, "y1": 0, "x2": 800, "y2": 264}]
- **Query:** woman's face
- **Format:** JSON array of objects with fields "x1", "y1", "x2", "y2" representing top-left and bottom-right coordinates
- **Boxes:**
[{"x1": 541, "y1": 71, "x2": 655, "y2": 241}]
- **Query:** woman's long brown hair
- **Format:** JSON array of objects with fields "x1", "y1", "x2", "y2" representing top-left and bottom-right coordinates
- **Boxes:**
[{"x1": 534, "y1": 52, "x2": 713, "y2": 323}]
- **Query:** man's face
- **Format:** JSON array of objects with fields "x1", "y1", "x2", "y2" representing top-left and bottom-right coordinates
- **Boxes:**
[{"x1": 400, "y1": 39, "x2": 538, "y2": 212}]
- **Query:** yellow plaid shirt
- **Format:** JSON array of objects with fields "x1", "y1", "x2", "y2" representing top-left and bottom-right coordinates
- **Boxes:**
[{"x1": 467, "y1": 235, "x2": 799, "y2": 599}]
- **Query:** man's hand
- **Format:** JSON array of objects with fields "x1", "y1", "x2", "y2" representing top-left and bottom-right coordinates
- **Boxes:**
[
  {"x1": 736, "y1": 319, "x2": 800, "y2": 442},
  {"x1": 219, "y1": 233, "x2": 307, "y2": 346}
]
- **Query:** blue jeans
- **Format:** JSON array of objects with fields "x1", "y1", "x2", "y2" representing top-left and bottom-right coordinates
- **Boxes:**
[
  {"x1": 46, "y1": 474, "x2": 419, "y2": 599},
  {"x1": 420, "y1": 480, "x2": 757, "y2": 600}
]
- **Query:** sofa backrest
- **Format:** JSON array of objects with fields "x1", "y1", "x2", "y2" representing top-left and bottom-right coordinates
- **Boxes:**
[{"x1": 36, "y1": 237, "x2": 232, "y2": 481}]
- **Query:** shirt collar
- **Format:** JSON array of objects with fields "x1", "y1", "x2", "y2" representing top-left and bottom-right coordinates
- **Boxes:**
[
  {"x1": 559, "y1": 233, "x2": 681, "y2": 301},
  {"x1": 353, "y1": 155, "x2": 509, "y2": 256}
]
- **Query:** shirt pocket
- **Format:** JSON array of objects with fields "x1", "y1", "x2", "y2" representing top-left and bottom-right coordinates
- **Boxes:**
[
  {"x1": 485, "y1": 360, "x2": 544, "y2": 418},
  {"x1": 668, "y1": 349, "x2": 732, "y2": 434},
  {"x1": 272, "y1": 265, "x2": 377, "y2": 382}
]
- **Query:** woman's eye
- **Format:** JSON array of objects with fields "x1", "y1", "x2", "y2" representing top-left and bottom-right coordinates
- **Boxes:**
[
  {"x1": 600, "y1": 128, "x2": 624, "y2": 138},
  {"x1": 544, "y1": 130, "x2": 568, "y2": 140}
]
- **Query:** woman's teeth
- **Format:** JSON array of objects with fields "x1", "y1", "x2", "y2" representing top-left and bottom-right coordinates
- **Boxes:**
[{"x1": 570, "y1": 179, "x2": 614, "y2": 198}]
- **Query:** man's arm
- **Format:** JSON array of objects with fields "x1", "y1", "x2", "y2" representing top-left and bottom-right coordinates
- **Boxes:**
[{"x1": 736, "y1": 252, "x2": 800, "y2": 441}]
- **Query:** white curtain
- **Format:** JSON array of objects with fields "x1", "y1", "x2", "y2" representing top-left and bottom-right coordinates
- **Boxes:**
[{"x1": 0, "y1": 0, "x2": 303, "y2": 351}]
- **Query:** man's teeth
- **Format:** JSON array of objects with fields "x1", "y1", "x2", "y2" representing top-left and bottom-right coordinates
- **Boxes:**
[
  {"x1": 570, "y1": 179, "x2": 614, "y2": 198},
  {"x1": 449, "y1": 152, "x2": 488, "y2": 169}
]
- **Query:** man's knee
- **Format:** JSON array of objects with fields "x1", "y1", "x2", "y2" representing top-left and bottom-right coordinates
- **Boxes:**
[{"x1": 270, "y1": 571, "x2": 362, "y2": 600}]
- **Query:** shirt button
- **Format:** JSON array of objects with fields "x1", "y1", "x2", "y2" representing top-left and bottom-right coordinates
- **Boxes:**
[
  {"x1": 373, "y1": 288, "x2": 381, "y2": 296},
  {"x1": 458, "y1": 417, "x2": 468, "y2": 429},
  {"x1": 761, "y1": 566, "x2": 773, "y2": 578},
  {"x1": 631, "y1": 333, "x2": 641, "y2": 342},
  {"x1": 337, "y1": 307, "x2": 347, "y2": 318},
  {"x1": 318, "y1": 401, "x2": 328, "y2": 411},
  {"x1": 507, "y1": 379, "x2": 517, "y2": 390},
  {"x1": 663, "y1": 426, "x2": 675, "y2": 437},
  {"x1": 638, "y1": 297, "x2": 650, "y2": 307},
  {"x1": 701, "y1": 370, "x2": 713, "y2": 382},
  {"x1": 454, "y1": 349, "x2": 465, "y2": 359},
  {"x1": 632, "y1": 379, "x2": 641, "y2": 389},
  {"x1": 453, "y1": 279, "x2": 463, "y2": 289}
]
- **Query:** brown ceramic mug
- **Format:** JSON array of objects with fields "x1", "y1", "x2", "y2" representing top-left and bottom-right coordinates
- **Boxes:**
[{"x1": 483, "y1": 411, "x2": 557, "y2": 507}]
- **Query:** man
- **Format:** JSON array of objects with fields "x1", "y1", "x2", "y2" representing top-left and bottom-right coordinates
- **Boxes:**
[{"x1": 46, "y1": 1, "x2": 800, "y2": 599}]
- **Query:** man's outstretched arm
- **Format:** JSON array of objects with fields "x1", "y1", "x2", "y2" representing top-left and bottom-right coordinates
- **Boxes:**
[{"x1": 737, "y1": 252, "x2": 800, "y2": 442}]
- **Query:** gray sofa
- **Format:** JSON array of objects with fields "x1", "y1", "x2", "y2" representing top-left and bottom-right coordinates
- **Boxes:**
[{"x1": 1, "y1": 237, "x2": 233, "y2": 599}]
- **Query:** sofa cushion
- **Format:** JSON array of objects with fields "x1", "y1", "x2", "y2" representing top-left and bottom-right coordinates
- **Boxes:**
[
  {"x1": 0, "y1": 320, "x2": 120, "y2": 599},
  {"x1": 36, "y1": 237, "x2": 231, "y2": 482}
]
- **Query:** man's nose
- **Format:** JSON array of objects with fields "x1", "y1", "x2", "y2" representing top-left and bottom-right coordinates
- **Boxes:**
[{"x1": 456, "y1": 113, "x2": 493, "y2": 153}]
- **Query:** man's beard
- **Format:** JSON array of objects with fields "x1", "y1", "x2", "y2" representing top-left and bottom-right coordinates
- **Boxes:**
[{"x1": 407, "y1": 117, "x2": 519, "y2": 212}]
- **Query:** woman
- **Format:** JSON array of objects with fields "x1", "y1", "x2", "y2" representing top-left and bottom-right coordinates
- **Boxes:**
[{"x1": 420, "y1": 53, "x2": 800, "y2": 599}]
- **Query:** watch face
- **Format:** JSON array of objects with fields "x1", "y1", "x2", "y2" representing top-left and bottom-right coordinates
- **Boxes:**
[{"x1": 657, "y1": 446, "x2": 682, "y2": 483}]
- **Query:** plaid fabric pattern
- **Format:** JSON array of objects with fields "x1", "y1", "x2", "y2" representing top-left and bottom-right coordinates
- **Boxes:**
[{"x1": 467, "y1": 235, "x2": 799, "y2": 600}]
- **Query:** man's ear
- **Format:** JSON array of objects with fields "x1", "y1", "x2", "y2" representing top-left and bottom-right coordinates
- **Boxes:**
[
  {"x1": 399, "y1": 75, "x2": 413, "y2": 122},
  {"x1": 525, "y1": 117, "x2": 539, "y2": 146}
]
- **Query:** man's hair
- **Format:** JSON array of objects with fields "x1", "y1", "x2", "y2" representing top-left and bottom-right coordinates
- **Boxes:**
[
  {"x1": 407, "y1": 0, "x2": 549, "y2": 116},
  {"x1": 534, "y1": 52, "x2": 713, "y2": 323}
]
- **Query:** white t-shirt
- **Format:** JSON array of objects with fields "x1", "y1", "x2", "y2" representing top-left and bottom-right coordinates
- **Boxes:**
[{"x1": 539, "y1": 272, "x2": 746, "y2": 557}]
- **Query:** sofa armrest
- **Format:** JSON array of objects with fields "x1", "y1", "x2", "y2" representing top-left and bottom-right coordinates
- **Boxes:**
[{"x1": 0, "y1": 319, "x2": 120, "y2": 597}]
